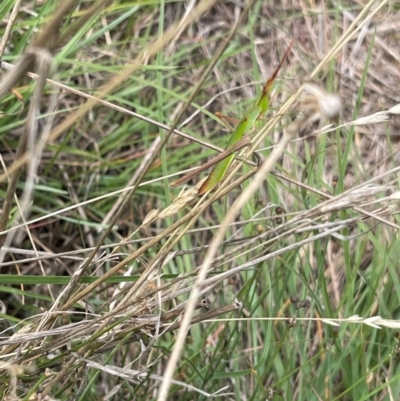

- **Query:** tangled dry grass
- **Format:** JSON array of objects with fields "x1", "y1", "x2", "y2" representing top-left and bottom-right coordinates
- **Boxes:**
[{"x1": 1, "y1": 0, "x2": 400, "y2": 400}]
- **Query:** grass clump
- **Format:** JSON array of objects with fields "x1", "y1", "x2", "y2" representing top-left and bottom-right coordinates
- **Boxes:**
[{"x1": 0, "y1": 1, "x2": 400, "y2": 400}]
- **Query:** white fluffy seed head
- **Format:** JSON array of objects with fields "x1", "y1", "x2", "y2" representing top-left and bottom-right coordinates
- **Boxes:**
[
  {"x1": 318, "y1": 94, "x2": 342, "y2": 119},
  {"x1": 302, "y1": 83, "x2": 342, "y2": 119}
]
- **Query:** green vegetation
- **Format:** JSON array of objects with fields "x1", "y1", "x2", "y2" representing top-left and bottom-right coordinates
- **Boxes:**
[{"x1": 0, "y1": 1, "x2": 399, "y2": 400}]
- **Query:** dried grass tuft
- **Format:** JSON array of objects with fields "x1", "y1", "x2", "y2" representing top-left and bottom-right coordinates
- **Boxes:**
[{"x1": 1, "y1": 0, "x2": 400, "y2": 399}]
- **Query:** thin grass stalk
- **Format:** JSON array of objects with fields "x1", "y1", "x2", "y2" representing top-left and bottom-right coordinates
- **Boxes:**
[
  {"x1": 0, "y1": 50, "x2": 54, "y2": 258},
  {"x1": 0, "y1": 0, "x2": 22, "y2": 59}
]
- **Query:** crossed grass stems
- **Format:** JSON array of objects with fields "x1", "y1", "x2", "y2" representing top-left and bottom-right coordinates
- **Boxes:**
[{"x1": 0, "y1": 0, "x2": 400, "y2": 399}]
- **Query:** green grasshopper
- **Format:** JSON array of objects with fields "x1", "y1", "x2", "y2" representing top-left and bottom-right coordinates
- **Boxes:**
[{"x1": 198, "y1": 41, "x2": 293, "y2": 195}]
